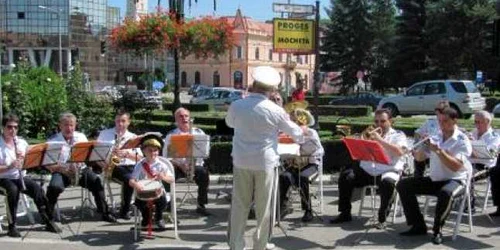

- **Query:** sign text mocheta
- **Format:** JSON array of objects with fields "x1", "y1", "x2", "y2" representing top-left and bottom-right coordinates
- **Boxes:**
[{"x1": 273, "y1": 18, "x2": 315, "y2": 54}]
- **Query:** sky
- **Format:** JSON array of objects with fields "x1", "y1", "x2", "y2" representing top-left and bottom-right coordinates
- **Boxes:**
[{"x1": 108, "y1": 0, "x2": 330, "y2": 21}]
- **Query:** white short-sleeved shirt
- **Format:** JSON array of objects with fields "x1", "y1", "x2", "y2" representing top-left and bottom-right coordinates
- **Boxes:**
[
  {"x1": 97, "y1": 128, "x2": 141, "y2": 166},
  {"x1": 48, "y1": 131, "x2": 88, "y2": 169},
  {"x1": 131, "y1": 157, "x2": 174, "y2": 201},
  {"x1": 300, "y1": 128, "x2": 324, "y2": 165},
  {"x1": 0, "y1": 136, "x2": 28, "y2": 180},
  {"x1": 226, "y1": 93, "x2": 304, "y2": 171},
  {"x1": 428, "y1": 127, "x2": 472, "y2": 182},
  {"x1": 163, "y1": 127, "x2": 206, "y2": 167},
  {"x1": 360, "y1": 128, "x2": 408, "y2": 179},
  {"x1": 469, "y1": 127, "x2": 500, "y2": 168}
]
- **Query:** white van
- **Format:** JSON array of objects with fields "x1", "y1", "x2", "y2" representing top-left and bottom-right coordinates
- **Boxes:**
[{"x1": 377, "y1": 80, "x2": 485, "y2": 118}]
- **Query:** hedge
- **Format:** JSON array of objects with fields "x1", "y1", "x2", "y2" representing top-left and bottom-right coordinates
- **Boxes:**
[
  {"x1": 312, "y1": 105, "x2": 372, "y2": 117},
  {"x1": 162, "y1": 103, "x2": 213, "y2": 112},
  {"x1": 305, "y1": 96, "x2": 342, "y2": 105},
  {"x1": 205, "y1": 140, "x2": 355, "y2": 174}
]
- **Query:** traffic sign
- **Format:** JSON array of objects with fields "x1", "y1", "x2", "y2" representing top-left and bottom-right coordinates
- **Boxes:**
[{"x1": 272, "y1": 3, "x2": 315, "y2": 14}]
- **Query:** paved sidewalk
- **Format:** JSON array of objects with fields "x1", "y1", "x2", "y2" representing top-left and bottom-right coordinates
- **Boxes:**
[{"x1": 1, "y1": 178, "x2": 499, "y2": 250}]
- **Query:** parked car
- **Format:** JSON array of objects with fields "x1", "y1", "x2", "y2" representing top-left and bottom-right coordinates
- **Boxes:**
[
  {"x1": 377, "y1": 80, "x2": 485, "y2": 118},
  {"x1": 493, "y1": 103, "x2": 500, "y2": 118},
  {"x1": 328, "y1": 92, "x2": 383, "y2": 110},
  {"x1": 188, "y1": 83, "x2": 203, "y2": 95},
  {"x1": 97, "y1": 85, "x2": 125, "y2": 100},
  {"x1": 190, "y1": 86, "x2": 213, "y2": 103},
  {"x1": 192, "y1": 88, "x2": 243, "y2": 109},
  {"x1": 133, "y1": 90, "x2": 163, "y2": 108}
]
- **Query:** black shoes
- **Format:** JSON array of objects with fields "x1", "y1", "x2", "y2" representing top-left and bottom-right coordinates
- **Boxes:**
[
  {"x1": 375, "y1": 221, "x2": 386, "y2": 230},
  {"x1": 301, "y1": 210, "x2": 313, "y2": 222},
  {"x1": 400, "y1": 225, "x2": 428, "y2": 236},
  {"x1": 7, "y1": 226, "x2": 21, "y2": 238},
  {"x1": 119, "y1": 211, "x2": 132, "y2": 220},
  {"x1": 45, "y1": 220, "x2": 62, "y2": 233},
  {"x1": 329, "y1": 213, "x2": 352, "y2": 224},
  {"x1": 102, "y1": 213, "x2": 117, "y2": 223},
  {"x1": 432, "y1": 232, "x2": 443, "y2": 245},
  {"x1": 196, "y1": 205, "x2": 211, "y2": 216}
]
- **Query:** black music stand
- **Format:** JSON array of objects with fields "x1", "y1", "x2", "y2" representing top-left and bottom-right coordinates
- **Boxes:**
[
  {"x1": 342, "y1": 138, "x2": 395, "y2": 245},
  {"x1": 67, "y1": 141, "x2": 113, "y2": 222}
]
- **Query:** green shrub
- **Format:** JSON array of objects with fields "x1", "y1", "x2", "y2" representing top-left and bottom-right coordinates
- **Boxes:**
[
  {"x1": 312, "y1": 105, "x2": 372, "y2": 117},
  {"x1": 305, "y1": 96, "x2": 342, "y2": 105},
  {"x1": 162, "y1": 103, "x2": 213, "y2": 112}
]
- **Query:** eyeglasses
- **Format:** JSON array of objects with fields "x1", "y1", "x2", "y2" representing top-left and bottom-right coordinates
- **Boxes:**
[
  {"x1": 5, "y1": 125, "x2": 18, "y2": 130},
  {"x1": 374, "y1": 119, "x2": 387, "y2": 124}
]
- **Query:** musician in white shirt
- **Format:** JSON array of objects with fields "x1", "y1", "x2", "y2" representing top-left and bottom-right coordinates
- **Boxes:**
[
  {"x1": 330, "y1": 109, "x2": 407, "y2": 229},
  {"x1": 163, "y1": 107, "x2": 210, "y2": 216},
  {"x1": 0, "y1": 114, "x2": 60, "y2": 237},
  {"x1": 397, "y1": 107, "x2": 472, "y2": 245},
  {"x1": 469, "y1": 111, "x2": 500, "y2": 216},
  {"x1": 97, "y1": 110, "x2": 142, "y2": 220},
  {"x1": 226, "y1": 66, "x2": 306, "y2": 250},
  {"x1": 45, "y1": 112, "x2": 116, "y2": 223},
  {"x1": 130, "y1": 135, "x2": 174, "y2": 230}
]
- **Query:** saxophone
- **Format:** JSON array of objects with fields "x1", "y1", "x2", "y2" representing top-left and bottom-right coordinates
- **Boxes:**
[{"x1": 105, "y1": 134, "x2": 123, "y2": 179}]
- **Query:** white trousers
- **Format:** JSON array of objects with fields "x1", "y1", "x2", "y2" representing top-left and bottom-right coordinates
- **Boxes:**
[{"x1": 228, "y1": 167, "x2": 275, "y2": 250}]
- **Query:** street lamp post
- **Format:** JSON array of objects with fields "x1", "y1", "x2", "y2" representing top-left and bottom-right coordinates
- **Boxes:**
[{"x1": 39, "y1": 5, "x2": 63, "y2": 77}]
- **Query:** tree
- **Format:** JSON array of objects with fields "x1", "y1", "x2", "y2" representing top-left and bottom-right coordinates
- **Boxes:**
[
  {"x1": 389, "y1": 0, "x2": 428, "y2": 88},
  {"x1": 425, "y1": 0, "x2": 498, "y2": 79},
  {"x1": 321, "y1": 0, "x2": 374, "y2": 93},
  {"x1": 369, "y1": 0, "x2": 397, "y2": 91}
]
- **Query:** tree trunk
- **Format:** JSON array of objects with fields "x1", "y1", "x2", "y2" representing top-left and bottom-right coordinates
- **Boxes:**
[{"x1": 173, "y1": 48, "x2": 181, "y2": 114}]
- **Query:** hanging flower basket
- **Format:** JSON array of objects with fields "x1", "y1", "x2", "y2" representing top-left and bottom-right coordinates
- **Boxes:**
[{"x1": 181, "y1": 17, "x2": 235, "y2": 58}]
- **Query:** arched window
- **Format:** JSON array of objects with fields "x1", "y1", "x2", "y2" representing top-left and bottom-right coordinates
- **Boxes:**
[
  {"x1": 213, "y1": 71, "x2": 220, "y2": 87},
  {"x1": 234, "y1": 71, "x2": 243, "y2": 89},
  {"x1": 181, "y1": 71, "x2": 187, "y2": 87},
  {"x1": 195, "y1": 71, "x2": 201, "y2": 84},
  {"x1": 268, "y1": 49, "x2": 273, "y2": 61},
  {"x1": 255, "y1": 47, "x2": 260, "y2": 60}
]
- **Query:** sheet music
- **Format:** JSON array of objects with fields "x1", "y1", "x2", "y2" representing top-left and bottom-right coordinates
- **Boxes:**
[
  {"x1": 278, "y1": 143, "x2": 300, "y2": 158},
  {"x1": 89, "y1": 141, "x2": 114, "y2": 162},
  {"x1": 45, "y1": 141, "x2": 70, "y2": 166},
  {"x1": 471, "y1": 140, "x2": 496, "y2": 160}
]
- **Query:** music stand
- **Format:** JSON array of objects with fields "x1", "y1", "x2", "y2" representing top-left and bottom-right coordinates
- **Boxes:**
[
  {"x1": 67, "y1": 141, "x2": 114, "y2": 220},
  {"x1": 23, "y1": 142, "x2": 68, "y2": 170},
  {"x1": 342, "y1": 138, "x2": 394, "y2": 245}
]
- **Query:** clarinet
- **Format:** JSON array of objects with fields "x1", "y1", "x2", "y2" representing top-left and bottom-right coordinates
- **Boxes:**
[
  {"x1": 13, "y1": 137, "x2": 26, "y2": 191},
  {"x1": 188, "y1": 118, "x2": 195, "y2": 181}
]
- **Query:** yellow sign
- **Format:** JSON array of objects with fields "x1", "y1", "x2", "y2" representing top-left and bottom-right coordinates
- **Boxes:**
[{"x1": 273, "y1": 18, "x2": 315, "y2": 54}]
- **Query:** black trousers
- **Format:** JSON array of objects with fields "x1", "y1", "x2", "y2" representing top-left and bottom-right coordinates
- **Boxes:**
[
  {"x1": 414, "y1": 159, "x2": 430, "y2": 178},
  {"x1": 489, "y1": 165, "x2": 500, "y2": 207},
  {"x1": 279, "y1": 164, "x2": 318, "y2": 211},
  {"x1": 135, "y1": 194, "x2": 167, "y2": 224},
  {"x1": 175, "y1": 165, "x2": 209, "y2": 206},
  {"x1": 397, "y1": 177, "x2": 465, "y2": 234},
  {"x1": 337, "y1": 163, "x2": 397, "y2": 223},
  {"x1": 46, "y1": 168, "x2": 109, "y2": 217},
  {"x1": 111, "y1": 164, "x2": 134, "y2": 214},
  {"x1": 0, "y1": 177, "x2": 50, "y2": 226}
]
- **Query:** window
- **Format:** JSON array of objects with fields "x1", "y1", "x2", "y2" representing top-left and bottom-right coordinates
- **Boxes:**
[
  {"x1": 296, "y1": 55, "x2": 302, "y2": 64},
  {"x1": 213, "y1": 71, "x2": 220, "y2": 87},
  {"x1": 234, "y1": 71, "x2": 243, "y2": 88},
  {"x1": 17, "y1": 12, "x2": 25, "y2": 19},
  {"x1": 406, "y1": 84, "x2": 425, "y2": 96},
  {"x1": 195, "y1": 71, "x2": 201, "y2": 84},
  {"x1": 279, "y1": 53, "x2": 283, "y2": 62},
  {"x1": 181, "y1": 71, "x2": 187, "y2": 87},
  {"x1": 424, "y1": 82, "x2": 445, "y2": 95},
  {"x1": 450, "y1": 81, "x2": 479, "y2": 93},
  {"x1": 305, "y1": 55, "x2": 308, "y2": 64},
  {"x1": 268, "y1": 49, "x2": 273, "y2": 61},
  {"x1": 236, "y1": 46, "x2": 242, "y2": 59},
  {"x1": 255, "y1": 47, "x2": 260, "y2": 60}
]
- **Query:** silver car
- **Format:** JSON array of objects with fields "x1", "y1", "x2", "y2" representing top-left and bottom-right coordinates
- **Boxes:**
[{"x1": 377, "y1": 80, "x2": 485, "y2": 118}]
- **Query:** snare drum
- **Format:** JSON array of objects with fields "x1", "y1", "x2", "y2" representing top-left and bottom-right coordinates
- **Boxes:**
[{"x1": 136, "y1": 180, "x2": 163, "y2": 201}]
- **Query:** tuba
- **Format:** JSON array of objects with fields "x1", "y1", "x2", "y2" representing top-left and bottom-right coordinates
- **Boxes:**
[{"x1": 360, "y1": 125, "x2": 382, "y2": 140}]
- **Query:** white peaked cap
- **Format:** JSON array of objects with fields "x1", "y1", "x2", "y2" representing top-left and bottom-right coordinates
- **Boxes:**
[{"x1": 252, "y1": 66, "x2": 281, "y2": 88}]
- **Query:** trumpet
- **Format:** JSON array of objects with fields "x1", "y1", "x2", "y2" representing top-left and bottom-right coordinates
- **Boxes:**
[{"x1": 360, "y1": 125, "x2": 382, "y2": 140}]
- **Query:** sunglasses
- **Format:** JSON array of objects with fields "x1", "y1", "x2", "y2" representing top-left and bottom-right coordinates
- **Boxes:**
[{"x1": 5, "y1": 125, "x2": 18, "y2": 130}]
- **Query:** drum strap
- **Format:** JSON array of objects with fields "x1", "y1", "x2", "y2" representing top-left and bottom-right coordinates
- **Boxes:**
[{"x1": 143, "y1": 162, "x2": 157, "y2": 179}]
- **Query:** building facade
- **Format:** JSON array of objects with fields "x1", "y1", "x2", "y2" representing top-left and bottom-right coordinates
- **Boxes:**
[
  {"x1": 179, "y1": 9, "x2": 316, "y2": 92},
  {"x1": 0, "y1": 0, "x2": 118, "y2": 85}
]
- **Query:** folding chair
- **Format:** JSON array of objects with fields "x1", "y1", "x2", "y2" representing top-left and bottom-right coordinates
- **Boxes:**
[
  {"x1": 286, "y1": 159, "x2": 324, "y2": 215},
  {"x1": 423, "y1": 173, "x2": 473, "y2": 241},
  {"x1": 133, "y1": 157, "x2": 178, "y2": 241},
  {"x1": 357, "y1": 185, "x2": 400, "y2": 223},
  {"x1": 0, "y1": 193, "x2": 35, "y2": 232}
]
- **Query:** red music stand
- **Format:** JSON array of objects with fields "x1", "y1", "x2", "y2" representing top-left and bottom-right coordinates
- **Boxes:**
[
  {"x1": 23, "y1": 142, "x2": 67, "y2": 169},
  {"x1": 342, "y1": 138, "x2": 391, "y2": 165}
]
